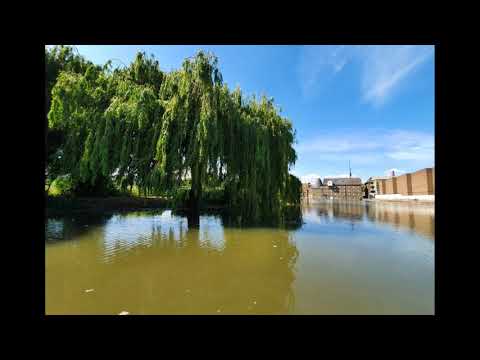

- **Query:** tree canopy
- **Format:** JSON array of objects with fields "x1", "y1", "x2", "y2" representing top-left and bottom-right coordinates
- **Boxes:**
[
  {"x1": 45, "y1": 46, "x2": 99, "y2": 187},
  {"x1": 47, "y1": 48, "x2": 301, "y2": 223}
]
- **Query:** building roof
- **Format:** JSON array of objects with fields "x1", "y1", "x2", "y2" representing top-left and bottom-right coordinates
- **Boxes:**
[
  {"x1": 310, "y1": 178, "x2": 323, "y2": 188},
  {"x1": 368, "y1": 176, "x2": 391, "y2": 182},
  {"x1": 323, "y1": 177, "x2": 362, "y2": 186}
]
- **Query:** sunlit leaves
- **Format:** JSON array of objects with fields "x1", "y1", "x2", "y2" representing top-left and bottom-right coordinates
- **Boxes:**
[{"x1": 47, "y1": 49, "x2": 301, "y2": 222}]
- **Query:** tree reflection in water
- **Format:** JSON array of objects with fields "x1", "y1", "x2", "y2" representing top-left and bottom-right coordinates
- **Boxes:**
[
  {"x1": 46, "y1": 201, "x2": 434, "y2": 314},
  {"x1": 46, "y1": 209, "x2": 300, "y2": 314},
  {"x1": 45, "y1": 212, "x2": 114, "y2": 243},
  {"x1": 163, "y1": 209, "x2": 300, "y2": 314}
]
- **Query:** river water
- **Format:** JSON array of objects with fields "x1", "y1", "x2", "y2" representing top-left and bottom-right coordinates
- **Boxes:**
[{"x1": 45, "y1": 200, "x2": 434, "y2": 315}]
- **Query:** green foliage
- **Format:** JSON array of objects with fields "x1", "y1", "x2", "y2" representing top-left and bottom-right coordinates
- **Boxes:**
[
  {"x1": 52, "y1": 175, "x2": 74, "y2": 196},
  {"x1": 285, "y1": 174, "x2": 302, "y2": 205},
  {"x1": 45, "y1": 46, "x2": 99, "y2": 190},
  {"x1": 47, "y1": 50, "x2": 300, "y2": 223},
  {"x1": 45, "y1": 46, "x2": 94, "y2": 100}
]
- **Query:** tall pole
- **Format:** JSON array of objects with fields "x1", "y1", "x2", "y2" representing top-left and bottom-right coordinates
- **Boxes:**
[{"x1": 349, "y1": 160, "x2": 352, "y2": 178}]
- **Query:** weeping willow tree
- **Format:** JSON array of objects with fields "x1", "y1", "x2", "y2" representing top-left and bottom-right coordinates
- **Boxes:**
[
  {"x1": 48, "y1": 50, "x2": 301, "y2": 223},
  {"x1": 45, "y1": 45, "x2": 98, "y2": 193}
]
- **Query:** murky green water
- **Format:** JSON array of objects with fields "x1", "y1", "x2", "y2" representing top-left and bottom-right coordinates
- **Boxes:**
[{"x1": 45, "y1": 200, "x2": 434, "y2": 315}]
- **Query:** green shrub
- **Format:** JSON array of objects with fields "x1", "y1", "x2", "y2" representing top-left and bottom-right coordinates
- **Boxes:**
[{"x1": 53, "y1": 175, "x2": 74, "y2": 196}]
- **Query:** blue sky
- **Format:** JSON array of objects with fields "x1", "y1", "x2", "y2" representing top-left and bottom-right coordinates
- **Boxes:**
[{"x1": 71, "y1": 45, "x2": 435, "y2": 183}]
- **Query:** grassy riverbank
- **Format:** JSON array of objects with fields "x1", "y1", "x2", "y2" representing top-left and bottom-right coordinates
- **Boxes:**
[
  {"x1": 46, "y1": 195, "x2": 302, "y2": 229},
  {"x1": 46, "y1": 195, "x2": 230, "y2": 216},
  {"x1": 46, "y1": 179, "x2": 227, "y2": 216},
  {"x1": 46, "y1": 195, "x2": 173, "y2": 216}
]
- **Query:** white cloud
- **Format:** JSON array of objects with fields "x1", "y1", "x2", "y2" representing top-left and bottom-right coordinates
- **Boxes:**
[
  {"x1": 384, "y1": 168, "x2": 405, "y2": 176},
  {"x1": 297, "y1": 45, "x2": 352, "y2": 97},
  {"x1": 296, "y1": 135, "x2": 379, "y2": 154},
  {"x1": 324, "y1": 174, "x2": 360, "y2": 179},
  {"x1": 297, "y1": 129, "x2": 433, "y2": 159},
  {"x1": 294, "y1": 129, "x2": 434, "y2": 182},
  {"x1": 297, "y1": 45, "x2": 434, "y2": 106},
  {"x1": 298, "y1": 172, "x2": 362, "y2": 184},
  {"x1": 306, "y1": 152, "x2": 383, "y2": 166},
  {"x1": 384, "y1": 130, "x2": 434, "y2": 161},
  {"x1": 299, "y1": 173, "x2": 323, "y2": 184},
  {"x1": 360, "y1": 45, "x2": 433, "y2": 106}
]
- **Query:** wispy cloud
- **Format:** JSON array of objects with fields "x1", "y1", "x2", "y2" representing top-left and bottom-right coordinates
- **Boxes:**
[
  {"x1": 297, "y1": 45, "x2": 352, "y2": 97},
  {"x1": 296, "y1": 134, "x2": 379, "y2": 154},
  {"x1": 297, "y1": 129, "x2": 434, "y2": 160},
  {"x1": 384, "y1": 168, "x2": 405, "y2": 176},
  {"x1": 297, "y1": 45, "x2": 434, "y2": 106},
  {"x1": 296, "y1": 172, "x2": 361, "y2": 184},
  {"x1": 298, "y1": 173, "x2": 323, "y2": 184},
  {"x1": 384, "y1": 130, "x2": 434, "y2": 161},
  {"x1": 293, "y1": 129, "x2": 434, "y2": 181},
  {"x1": 324, "y1": 173, "x2": 360, "y2": 179},
  {"x1": 360, "y1": 45, "x2": 434, "y2": 106}
]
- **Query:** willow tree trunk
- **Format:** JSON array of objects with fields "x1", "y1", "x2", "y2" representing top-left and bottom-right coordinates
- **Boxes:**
[
  {"x1": 187, "y1": 163, "x2": 201, "y2": 228},
  {"x1": 45, "y1": 84, "x2": 49, "y2": 197},
  {"x1": 188, "y1": 162, "x2": 202, "y2": 213},
  {"x1": 186, "y1": 211, "x2": 200, "y2": 229}
]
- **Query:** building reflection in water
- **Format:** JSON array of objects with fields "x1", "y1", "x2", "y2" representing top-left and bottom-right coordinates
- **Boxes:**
[
  {"x1": 304, "y1": 200, "x2": 434, "y2": 240},
  {"x1": 45, "y1": 203, "x2": 435, "y2": 315}
]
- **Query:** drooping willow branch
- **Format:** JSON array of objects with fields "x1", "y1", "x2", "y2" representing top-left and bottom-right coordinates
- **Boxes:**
[{"x1": 48, "y1": 50, "x2": 301, "y2": 222}]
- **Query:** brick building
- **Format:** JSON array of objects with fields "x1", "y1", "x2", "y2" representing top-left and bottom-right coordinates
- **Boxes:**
[
  {"x1": 307, "y1": 177, "x2": 363, "y2": 201},
  {"x1": 374, "y1": 167, "x2": 434, "y2": 196},
  {"x1": 365, "y1": 175, "x2": 391, "y2": 198}
]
